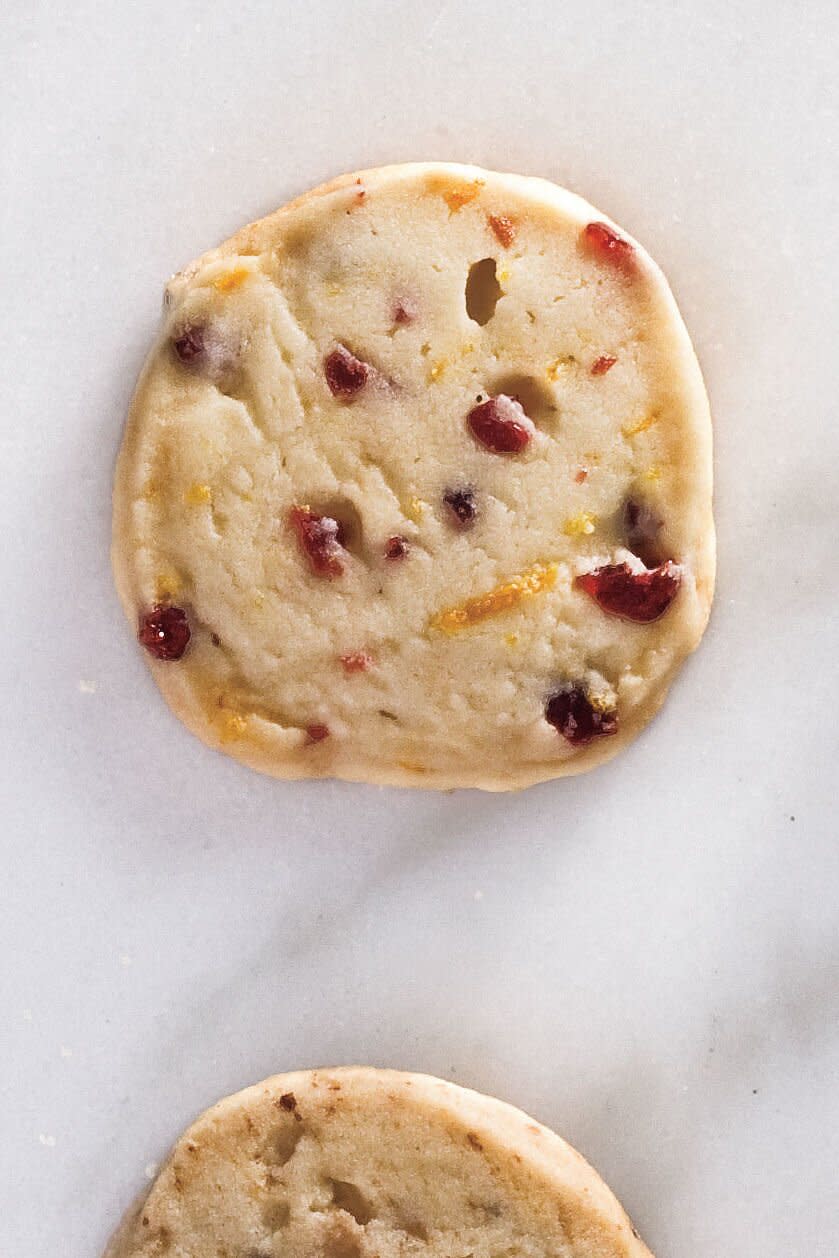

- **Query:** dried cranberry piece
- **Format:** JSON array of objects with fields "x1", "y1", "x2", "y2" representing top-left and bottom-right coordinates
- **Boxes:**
[
  {"x1": 545, "y1": 686, "x2": 618, "y2": 745},
  {"x1": 385, "y1": 535, "x2": 409, "y2": 560},
  {"x1": 443, "y1": 487, "x2": 477, "y2": 528},
  {"x1": 393, "y1": 297, "x2": 417, "y2": 325},
  {"x1": 591, "y1": 354, "x2": 617, "y2": 376},
  {"x1": 172, "y1": 324, "x2": 205, "y2": 364},
  {"x1": 305, "y1": 723, "x2": 330, "y2": 743},
  {"x1": 289, "y1": 506, "x2": 346, "y2": 578},
  {"x1": 581, "y1": 222, "x2": 635, "y2": 272},
  {"x1": 340, "y1": 651, "x2": 373, "y2": 674},
  {"x1": 324, "y1": 346, "x2": 370, "y2": 398},
  {"x1": 488, "y1": 214, "x2": 516, "y2": 248},
  {"x1": 172, "y1": 322, "x2": 238, "y2": 380},
  {"x1": 623, "y1": 497, "x2": 664, "y2": 567},
  {"x1": 576, "y1": 561, "x2": 681, "y2": 623},
  {"x1": 467, "y1": 395, "x2": 533, "y2": 454},
  {"x1": 138, "y1": 605, "x2": 191, "y2": 661}
]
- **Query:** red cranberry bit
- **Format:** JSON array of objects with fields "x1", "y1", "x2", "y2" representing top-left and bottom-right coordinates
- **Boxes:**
[
  {"x1": 545, "y1": 686, "x2": 618, "y2": 745},
  {"x1": 305, "y1": 723, "x2": 330, "y2": 744},
  {"x1": 288, "y1": 506, "x2": 346, "y2": 578},
  {"x1": 488, "y1": 213, "x2": 516, "y2": 248},
  {"x1": 393, "y1": 297, "x2": 417, "y2": 325},
  {"x1": 340, "y1": 651, "x2": 373, "y2": 674},
  {"x1": 138, "y1": 605, "x2": 191, "y2": 661},
  {"x1": 173, "y1": 322, "x2": 238, "y2": 380},
  {"x1": 324, "y1": 346, "x2": 370, "y2": 398},
  {"x1": 467, "y1": 395, "x2": 533, "y2": 455},
  {"x1": 443, "y1": 487, "x2": 477, "y2": 528},
  {"x1": 576, "y1": 561, "x2": 682, "y2": 623},
  {"x1": 385, "y1": 535, "x2": 409, "y2": 560},
  {"x1": 172, "y1": 324, "x2": 205, "y2": 364},
  {"x1": 591, "y1": 354, "x2": 617, "y2": 376},
  {"x1": 581, "y1": 222, "x2": 635, "y2": 272},
  {"x1": 575, "y1": 468, "x2": 588, "y2": 484},
  {"x1": 623, "y1": 497, "x2": 664, "y2": 567}
]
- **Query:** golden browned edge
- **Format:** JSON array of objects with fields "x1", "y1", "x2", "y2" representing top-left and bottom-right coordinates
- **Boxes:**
[
  {"x1": 112, "y1": 161, "x2": 715, "y2": 792},
  {"x1": 103, "y1": 1067, "x2": 653, "y2": 1258}
]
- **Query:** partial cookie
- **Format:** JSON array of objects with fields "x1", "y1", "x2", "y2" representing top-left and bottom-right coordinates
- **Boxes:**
[
  {"x1": 104, "y1": 1067, "x2": 652, "y2": 1258},
  {"x1": 112, "y1": 162, "x2": 714, "y2": 789}
]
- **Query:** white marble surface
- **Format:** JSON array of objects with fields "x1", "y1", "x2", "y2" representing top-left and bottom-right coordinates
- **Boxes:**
[{"x1": 2, "y1": 1, "x2": 838, "y2": 1255}]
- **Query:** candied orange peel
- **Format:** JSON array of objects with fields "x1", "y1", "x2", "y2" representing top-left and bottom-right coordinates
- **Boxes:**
[
  {"x1": 442, "y1": 180, "x2": 485, "y2": 214},
  {"x1": 563, "y1": 512, "x2": 597, "y2": 536},
  {"x1": 430, "y1": 562, "x2": 558, "y2": 633},
  {"x1": 546, "y1": 355, "x2": 576, "y2": 382},
  {"x1": 212, "y1": 266, "x2": 251, "y2": 293},
  {"x1": 183, "y1": 482, "x2": 212, "y2": 505}
]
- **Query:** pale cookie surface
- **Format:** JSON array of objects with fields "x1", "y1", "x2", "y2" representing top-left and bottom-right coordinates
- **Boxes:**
[
  {"x1": 105, "y1": 1067, "x2": 652, "y2": 1258},
  {"x1": 112, "y1": 162, "x2": 714, "y2": 789}
]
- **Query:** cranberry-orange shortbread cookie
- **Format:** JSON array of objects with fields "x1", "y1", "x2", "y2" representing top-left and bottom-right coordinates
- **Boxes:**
[
  {"x1": 104, "y1": 1067, "x2": 653, "y2": 1258},
  {"x1": 112, "y1": 162, "x2": 714, "y2": 789}
]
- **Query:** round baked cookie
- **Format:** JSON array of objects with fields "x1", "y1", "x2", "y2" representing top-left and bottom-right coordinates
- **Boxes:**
[
  {"x1": 112, "y1": 162, "x2": 714, "y2": 790},
  {"x1": 104, "y1": 1067, "x2": 652, "y2": 1258}
]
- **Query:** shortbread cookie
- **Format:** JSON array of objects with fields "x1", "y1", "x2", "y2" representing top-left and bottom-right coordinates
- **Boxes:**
[
  {"x1": 104, "y1": 1067, "x2": 652, "y2": 1258},
  {"x1": 112, "y1": 162, "x2": 714, "y2": 789}
]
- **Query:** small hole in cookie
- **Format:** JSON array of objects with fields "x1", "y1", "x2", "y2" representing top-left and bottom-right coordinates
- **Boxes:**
[
  {"x1": 146, "y1": 1225, "x2": 172, "y2": 1252},
  {"x1": 262, "y1": 1199, "x2": 291, "y2": 1231},
  {"x1": 491, "y1": 373, "x2": 557, "y2": 430},
  {"x1": 330, "y1": 1180, "x2": 374, "y2": 1225},
  {"x1": 465, "y1": 258, "x2": 502, "y2": 326},
  {"x1": 318, "y1": 498, "x2": 365, "y2": 557},
  {"x1": 264, "y1": 1122, "x2": 303, "y2": 1167},
  {"x1": 391, "y1": 1203, "x2": 428, "y2": 1240},
  {"x1": 211, "y1": 504, "x2": 230, "y2": 535},
  {"x1": 620, "y1": 494, "x2": 665, "y2": 567},
  {"x1": 325, "y1": 1227, "x2": 363, "y2": 1258}
]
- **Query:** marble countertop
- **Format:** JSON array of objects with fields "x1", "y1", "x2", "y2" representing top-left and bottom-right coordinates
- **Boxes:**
[{"x1": 2, "y1": 1, "x2": 838, "y2": 1255}]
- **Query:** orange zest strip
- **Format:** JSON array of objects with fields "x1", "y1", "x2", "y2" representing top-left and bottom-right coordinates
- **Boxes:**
[
  {"x1": 430, "y1": 562, "x2": 558, "y2": 633},
  {"x1": 443, "y1": 180, "x2": 485, "y2": 213},
  {"x1": 212, "y1": 266, "x2": 251, "y2": 293},
  {"x1": 622, "y1": 413, "x2": 658, "y2": 437}
]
